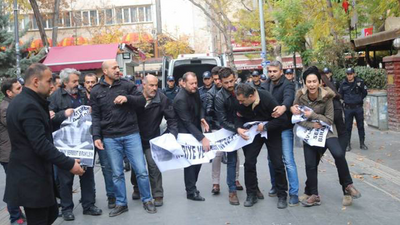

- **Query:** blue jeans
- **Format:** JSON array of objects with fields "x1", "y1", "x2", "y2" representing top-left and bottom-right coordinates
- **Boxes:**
[
  {"x1": 1, "y1": 162, "x2": 23, "y2": 223},
  {"x1": 103, "y1": 133, "x2": 152, "y2": 205},
  {"x1": 268, "y1": 129, "x2": 299, "y2": 196},
  {"x1": 96, "y1": 148, "x2": 115, "y2": 198},
  {"x1": 226, "y1": 151, "x2": 237, "y2": 192}
]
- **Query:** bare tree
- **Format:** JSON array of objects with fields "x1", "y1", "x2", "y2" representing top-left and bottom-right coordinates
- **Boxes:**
[
  {"x1": 51, "y1": 0, "x2": 61, "y2": 46},
  {"x1": 187, "y1": 0, "x2": 237, "y2": 72},
  {"x1": 29, "y1": 0, "x2": 49, "y2": 48}
]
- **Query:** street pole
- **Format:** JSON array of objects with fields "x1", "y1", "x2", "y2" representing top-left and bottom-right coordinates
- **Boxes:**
[
  {"x1": 13, "y1": 0, "x2": 21, "y2": 77},
  {"x1": 258, "y1": 0, "x2": 267, "y2": 77}
]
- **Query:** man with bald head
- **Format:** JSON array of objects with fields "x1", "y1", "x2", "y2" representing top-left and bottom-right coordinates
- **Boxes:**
[
  {"x1": 130, "y1": 74, "x2": 178, "y2": 207},
  {"x1": 4, "y1": 63, "x2": 85, "y2": 224},
  {"x1": 91, "y1": 60, "x2": 156, "y2": 216}
]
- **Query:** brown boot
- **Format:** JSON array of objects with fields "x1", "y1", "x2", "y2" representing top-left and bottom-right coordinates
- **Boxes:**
[
  {"x1": 229, "y1": 192, "x2": 240, "y2": 205},
  {"x1": 301, "y1": 194, "x2": 321, "y2": 207},
  {"x1": 345, "y1": 184, "x2": 361, "y2": 199},
  {"x1": 211, "y1": 184, "x2": 220, "y2": 194},
  {"x1": 256, "y1": 186, "x2": 264, "y2": 199},
  {"x1": 236, "y1": 180, "x2": 243, "y2": 191},
  {"x1": 342, "y1": 195, "x2": 353, "y2": 206}
]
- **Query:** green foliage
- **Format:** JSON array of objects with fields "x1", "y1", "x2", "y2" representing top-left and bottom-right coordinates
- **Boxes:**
[
  {"x1": 333, "y1": 66, "x2": 387, "y2": 90},
  {"x1": 357, "y1": 0, "x2": 400, "y2": 31}
]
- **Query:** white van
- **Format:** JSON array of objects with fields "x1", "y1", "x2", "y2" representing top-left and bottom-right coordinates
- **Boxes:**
[{"x1": 161, "y1": 54, "x2": 225, "y2": 88}]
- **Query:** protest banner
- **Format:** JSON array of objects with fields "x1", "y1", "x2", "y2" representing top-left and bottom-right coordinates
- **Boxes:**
[
  {"x1": 53, "y1": 105, "x2": 95, "y2": 167},
  {"x1": 150, "y1": 122, "x2": 264, "y2": 172}
]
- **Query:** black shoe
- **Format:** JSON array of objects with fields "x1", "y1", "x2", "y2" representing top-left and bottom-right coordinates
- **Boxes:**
[
  {"x1": 62, "y1": 211, "x2": 75, "y2": 221},
  {"x1": 243, "y1": 195, "x2": 258, "y2": 207},
  {"x1": 83, "y1": 205, "x2": 102, "y2": 216},
  {"x1": 187, "y1": 192, "x2": 205, "y2": 201},
  {"x1": 143, "y1": 201, "x2": 157, "y2": 214},
  {"x1": 108, "y1": 197, "x2": 116, "y2": 209},
  {"x1": 154, "y1": 197, "x2": 163, "y2": 207},
  {"x1": 109, "y1": 205, "x2": 128, "y2": 217},
  {"x1": 360, "y1": 143, "x2": 368, "y2": 150},
  {"x1": 132, "y1": 190, "x2": 140, "y2": 200},
  {"x1": 256, "y1": 187, "x2": 265, "y2": 199},
  {"x1": 268, "y1": 187, "x2": 277, "y2": 197},
  {"x1": 277, "y1": 197, "x2": 288, "y2": 209},
  {"x1": 347, "y1": 143, "x2": 352, "y2": 152}
]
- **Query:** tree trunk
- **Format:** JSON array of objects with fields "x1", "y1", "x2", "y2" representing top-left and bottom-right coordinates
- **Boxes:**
[
  {"x1": 29, "y1": 0, "x2": 49, "y2": 48},
  {"x1": 52, "y1": 0, "x2": 61, "y2": 46}
]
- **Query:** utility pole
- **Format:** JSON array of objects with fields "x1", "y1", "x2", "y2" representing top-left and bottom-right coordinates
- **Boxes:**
[
  {"x1": 13, "y1": 0, "x2": 21, "y2": 77},
  {"x1": 258, "y1": 0, "x2": 267, "y2": 77}
]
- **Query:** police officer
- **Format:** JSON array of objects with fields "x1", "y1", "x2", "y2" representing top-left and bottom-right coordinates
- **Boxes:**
[
  {"x1": 339, "y1": 68, "x2": 368, "y2": 151},
  {"x1": 260, "y1": 74, "x2": 267, "y2": 83},
  {"x1": 162, "y1": 76, "x2": 179, "y2": 101},
  {"x1": 285, "y1": 69, "x2": 301, "y2": 90},
  {"x1": 249, "y1": 71, "x2": 262, "y2": 90},
  {"x1": 199, "y1": 71, "x2": 213, "y2": 103},
  {"x1": 323, "y1": 67, "x2": 340, "y2": 91}
]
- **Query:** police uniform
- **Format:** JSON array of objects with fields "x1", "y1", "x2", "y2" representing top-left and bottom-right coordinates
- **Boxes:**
[
  {"x1": 198, "y1": 71, "x2": 213, "y2": 126},
  {"x1": 339, "y1": 69, "x2": 368, "y2": 151}
]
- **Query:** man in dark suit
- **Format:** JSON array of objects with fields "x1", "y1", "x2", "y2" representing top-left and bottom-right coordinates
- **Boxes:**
[
  {"x1": 3, "y1": 63, "x2": 85, "y2": 225},
  {"x1": 173, "y1": 72, "x2": 210, "y2": 201}
]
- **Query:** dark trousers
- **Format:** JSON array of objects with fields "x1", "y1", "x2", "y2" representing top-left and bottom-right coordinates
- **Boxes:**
[
  {"x1": 1, "y1": 162, "x2": 23, "y2": 223},
  {"x1": 335, "y1": 108, "x2": 349, "y2": 152},
  {"x1": 303, "y1": 138, "x2": 353, "y2": 196},
  {"x1": 184, "y1": 164, "x2": 202, "y2": 195},
  {"x1": 242, "y1": 133, "x2": 288, "y2": 198},
  {"x1": 344, "y1": 107, "x2": 365, "y2": 141},
  {"x1": 57, "y1": 166, "x2": 95, "y2": 213},
  {"x1": 131, "y1": 147, "x2": 164, "y2": 198},
  {"x1": 24, "y1": 204, "x2": 58, "y2": 225}
]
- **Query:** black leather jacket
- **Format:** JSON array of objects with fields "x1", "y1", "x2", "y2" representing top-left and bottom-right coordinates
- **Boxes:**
[
  {"x1": 205, "y1": 85, "x2": 222, "y2": 130},
  {"x1": 215, "y1": 87, "x2": 239, "y2": 133}
]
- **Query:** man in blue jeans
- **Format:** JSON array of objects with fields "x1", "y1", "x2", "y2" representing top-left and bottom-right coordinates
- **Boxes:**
[
  {"x1": 261, "y1": 61, "x2": 300, "y2": 206},
  {"x1": 91, "y1": 60, "x2": 156, "y2": 217}
]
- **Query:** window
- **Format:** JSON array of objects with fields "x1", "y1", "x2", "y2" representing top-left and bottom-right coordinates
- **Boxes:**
[
  {"x1": 73, "y1": 11, "x2": 82, "y2": 27},
  {"x1": 130, "y1": 7, "x2": 137, "y2": 22},
  {"x1": 123, "y1": 8, "x2": 130, "y2": 23},
  {"x1": 138, "y1": 7, "x2": 144, "y2": 22},
  {"x1": 115, "y1": 8, "x2": 122, "y2": 24},
  {"x1": 105, "y1": 9, "x2": 113, "y2": 25},
  {"x1": 82, "y1": 11, "x2": 89, "y2": 26},
  {"x1": 145, "y1": 6, "x2": 152, "y2": 22},
  {"x1": 31, "y1": 15, "x2": 38, "y2": 29},
  {"x1": 90, "y1": 10, "x2": 97, "y2": 26},
  {"x1": 64, "y1": 12, "x2": 71, "y2": 27}
]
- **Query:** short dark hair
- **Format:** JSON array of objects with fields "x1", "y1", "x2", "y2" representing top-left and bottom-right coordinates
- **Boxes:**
[
  {"x1": 52, "y1": 73, "x2": 60, "y2": 84},
  {"x1": 1, "y1": 78, "x2": 18, "y2": 97},
  {"x1": 24, "y1": 63, "x2": 50, "y2": 85},
  {"x1": 182, "y1": 72, "x2": 196, "y2": 82},
  {"x1": 235, "y1": 83, "x2": 255, "y2": 98},
  {"x1": 218, "y1": 67, "x2": 235, "y2": 80},
  {"x1": 84, "y1": 73, "x2": 98, "y2": 82},
  {"x1": 211, "y1": 66, "x2": 222, "y2": 76}
]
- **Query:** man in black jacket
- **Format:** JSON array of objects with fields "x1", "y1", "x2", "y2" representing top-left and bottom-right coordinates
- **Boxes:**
[
  {"x1": 261, "y1": 61, "x2": 299, "y2": 206},
  {"x1": 234, "y1": 83, "x2": 288, "y2": 209},
  {"x1": 214, "y1": 67, "x2": 240, "y2": 205},
  {"x1": 173, "y1": 72, "x2": 210, "y2": 201},
  {"x1": 91, "y1": 60, "x2": 156, "y2": 217},
  {"x1": 4, "y1": 63, "x2": 85, "y2": 225},
  {"x1": 130, "y1": 75, "x2": 178, "y2": 207},
  {"x1": 49, "y1": 68, "x2": 102, "y2": 221}
]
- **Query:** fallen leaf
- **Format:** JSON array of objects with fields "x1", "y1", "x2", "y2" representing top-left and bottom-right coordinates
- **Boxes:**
[
  {"x1": 350, "y1": 163, "x2": 355, "y2": 167},
  {"x1": 386, "y1": 153, "x2": 391, "y2": 157},
  {"x1": 357, "y1": 157, "x2": 364, "y2": 161},
  {"x1": 372, "y1": 175, "x2": 381, "y2": 179},
  {"x1": 353, "y1": 174, "x2": 364, "y2": 180},
  {"x1": 348, "y1": 222, "x2": 352, "y2": 225},
  {"x1": 342, "y1": 206, "x2": 346, "y2": 211},
  {"x1": 318, "y1": 169, "x2": 326, "y2": 173},
  {"x1": 376, "y1": 159, "x2": 383, "y2": 163}
]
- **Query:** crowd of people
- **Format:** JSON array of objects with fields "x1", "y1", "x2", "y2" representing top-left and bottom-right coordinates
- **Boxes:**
[{"x1": 0, "y1": 59, "x2": 369, "y2": 224}]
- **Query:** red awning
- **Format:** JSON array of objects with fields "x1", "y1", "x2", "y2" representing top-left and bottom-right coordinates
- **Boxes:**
[
  {"x1": 43, "y1": 44, "x2": 119, "y2": 72},
  {"x1": 234, "y1": 58, "x2": 263, "y2": 70}
]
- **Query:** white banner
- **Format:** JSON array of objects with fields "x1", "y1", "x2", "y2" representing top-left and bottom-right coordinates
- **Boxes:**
[
  {"x1": 53, "y1": 105, "x2": 95, "y2": 167},
  {"x1": 150, "y1": 122, "x2": 265, "y2": 172},
  {"x1": 292, "y1": 106, "x2": 332, "y2": 147}
]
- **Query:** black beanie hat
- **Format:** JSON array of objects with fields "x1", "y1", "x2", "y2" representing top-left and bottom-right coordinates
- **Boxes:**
[{"x1": 303, "y1": 66, "x2": 321, "y2": 82}]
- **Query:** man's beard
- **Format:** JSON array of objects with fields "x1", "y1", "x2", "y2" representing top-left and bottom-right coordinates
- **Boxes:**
[{"x1": 66, "y1": 87, "x2": 79, "y2": 95}]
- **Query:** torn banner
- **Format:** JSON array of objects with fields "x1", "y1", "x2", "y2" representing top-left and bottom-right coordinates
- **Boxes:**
[
  {"x1": 53, "y1": 105, "x2": 95, "y2": 167},
  {"x1": 150, "y1": 122, "x2": 265, "y2": 172}
]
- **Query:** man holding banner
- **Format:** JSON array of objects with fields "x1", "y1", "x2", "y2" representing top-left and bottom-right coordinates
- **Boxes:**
[
  {"x1": 91, "y1": 60, "x2": 156, "y2": 216},
  {"x1": 173, "y1": 72, "x2": 210, "y2": 201},
  {"x1": 49, "y1": 68, "x2": 102, "y2": 221},
  {"x1": 234, "y1": 83, "x2": 289, "y2": 209},
  {"x1": 130, "y1": 75, "x2": 178, "y2": 207}
]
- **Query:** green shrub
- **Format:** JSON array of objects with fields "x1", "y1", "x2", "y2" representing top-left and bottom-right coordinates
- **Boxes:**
[{"x1": 332, "y1": 66, "x2": 387, "y2": 90}]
